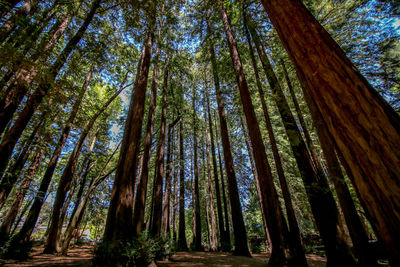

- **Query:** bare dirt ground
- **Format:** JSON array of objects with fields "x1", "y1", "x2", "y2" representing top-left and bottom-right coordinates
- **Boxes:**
[
  {"x1": 1, "y1": 246, "x2": 328, "y2": 266},
  {"x1": 0, "y1": 245, "x2": 93, "y2": 266},
  {"x1": 157, "y1": 251, "x2": 327, "y2": 267}
]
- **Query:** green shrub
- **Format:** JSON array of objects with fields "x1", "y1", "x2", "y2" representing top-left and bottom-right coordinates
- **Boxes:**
[
  {"x1": 93, "y1": 231, "x2": 174, "y2": 266},
  {"x1": 0, "y1": 235, "x2": 33, "y2": 261}
]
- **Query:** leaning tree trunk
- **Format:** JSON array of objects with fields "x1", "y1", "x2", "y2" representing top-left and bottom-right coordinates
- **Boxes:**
[
  {"x1": 242, "y1": 17, "x2": 307, "y2": 266},
  {"x1": 217, "y1": 1, "x2": 295, "y2": 263},
  {"x1": 45, "y1": 72, "x2": 126, "y2": 254},
  {"x1": 207, "y1": 19, "x2": 249, "y2": 256},
  {"x1": 149, "y1": 52, "x2": 169, "y2": 238},
  {"x1": 247, "y1": 18, "x2": 356, "y2": 266},
  {"x1": 0, "y1": 0, "x2": 101, "y2": 176},
  {"x1": 260, "y1": 1, "x2": 400, "y2": 264},
  {"x1": 0, "y1": 141, "x2": 45, "y2": 246},
  {"x1": 132, "y1": 39, "x2": 160, "y2": 237}
]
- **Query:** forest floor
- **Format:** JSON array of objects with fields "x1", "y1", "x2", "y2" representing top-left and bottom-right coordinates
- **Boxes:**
[{"x1": 0, "y1": 245, "x2": 328, "y2": 266}]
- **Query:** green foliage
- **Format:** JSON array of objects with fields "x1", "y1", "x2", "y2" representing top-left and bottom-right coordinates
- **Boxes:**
[
  {"x1": 93, "y1": 231, "x2": 174, "y2": 267},
  {"x1": 0, "y1": 235, "x2": 33, "y2": 261}
]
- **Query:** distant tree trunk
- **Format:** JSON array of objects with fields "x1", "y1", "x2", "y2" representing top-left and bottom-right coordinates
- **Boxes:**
[
  {"x1": 172, "y1": 136, "x2": 179, "y2": 241},
  {"x1": 191, "y1": 85, "x2": 202, "y2": 250},
  {"x1": 0, "y1": 114, "x2": 43, "y2": 209},
  {"x1": 205, "y1": 79, "x2": 227, "y2": 250},
  {"x1": 0, "y1": 142, "x2": 44, "y2": 245},
  {"x1": 205, "y1": 111, "x2": 218, "y2": 252},
  {"x1": 296, "y1": 65, "x2": 378, "y2": 266},
  {"x1": 10, "y1": 196, "x2": 33, "y2": 236},
  {"x1": 243, "y1": 18, "x2": 307, "y2": 266},
  {"x1": 177, "y1": 118, "x2": 188, "y2": 251},
  {"x1": 0, "y1": 0, "x2": 101, "y2": 176},
  {"x1": 247, "y1": 17, "x2": 355, "y2": 266},
  {"x1": 149, "y1": 52, "x2": 169, "y2": 238},
  {"x1": 213, "y1": 110, "x2": 231, "y2": 250},
  {"x1": 204, "y1": 162, "x2": 211, "y2": 249},
  {"x1": 132, "y1": 40, "x2": 160, "y2": 237},
  {"x1": 207, "y1": 18, "x2": 249, "y2": 256},
  {"x1": 261, "y1": 1, "x2": 400, "y2": 264},
  {"x1": 162, "y1": 117, "x2": 180, "y2": 237}
]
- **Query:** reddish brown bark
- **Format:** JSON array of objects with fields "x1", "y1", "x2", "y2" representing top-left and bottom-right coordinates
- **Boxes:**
[
  {"x1": 261, "y1": 1, "x2": 400, "y2": 265},
  {"x1": 149, "y1": 52, "x2": 169, "y2": 238},
  {"x1": 132, "y1": 41, "x2": 161, "y2": 237},
  {"x1": 208, "y1": 15, "x2": 249, "y2": 256},
  {"x1": 213, "y1": 111, "x2": 231, "y2": 250},
  {"x1": 177, "y1": 118, "x2": 188, "y2": 251},
  {"x1": 243, "y1": 17, "x2": 307, "y2": 266},
  {"x1": 162, "y1": 117, "x2": 180, "y2": 237},
  {"x1": 172, "y1": 133, "x2": 179, "y2": 241},
  {"x1": 248, "y1": 20, "x2": 355, "y2": 266}
]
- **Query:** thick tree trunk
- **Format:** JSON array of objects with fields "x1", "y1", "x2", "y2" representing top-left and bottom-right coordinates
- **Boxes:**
[
  {"x1": 247, "y1": 18, "x2": 355, "y2": 266},
  {"x1": 103, "y1": 19, "x2": 154, "y2": 245},
  {"x1": 208, "y1": 15, "x2": 249, "y2": 256},
  {"x1": 260, "y1": 1, "x2": 400, "y2": 264},
  {"x1": 0, "y1": 0, "x2": 101, "y2": 176},
  {"x1": 294, "y1": 65, "x2": 378, "y2": 266},
  {"x1": 0, "y1": 142, "x2": 44, "y2": 245},
  {"x1": 242, "y1": 18, "x2": 307, "y2": 266},
  {"x1": 132, "y1": 40, "x2": 160, "y2": 237},
  {"x1": 177, "y1": 119, "x2": 188, "y2": 251},
  {"x1": 149, "y1": 52, "x2": 169, "y2": 238}
]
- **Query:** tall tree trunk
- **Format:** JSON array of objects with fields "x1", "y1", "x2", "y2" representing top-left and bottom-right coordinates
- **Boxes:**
[
  {"x1": 218, "y1": 1, "x2": 296, "y2": 262},
  {"x1": 295, "y1": 62, "x2": 378, "y2": 266},
  {"x1": 103, "y1": 15, "x2": 154, "y2": 246},
  {"x1": 207, "y1": 18, "x2": 249, "y2": 256},
  {"x1": 132, "y1": 40, "x2": 161, "y2": 237},
  {"x1": 247, "y1": 17, "x2": 355, "y2": 266},
  {"x1": 243, "y1": 17, "x2": 307, "y2": 266},
  {"x1": 203, "y1": 160, "x2": 211, "y2": 250},
  {"x1": 261, "y1": 1, "x2": 400, "y2": 264},
  {"x1": 172, "y1": 133, "x2": 179, "y2": 241},
  {"x1": 0, "y1": 114, "x2": 43, "y2": 209},
  {"x1": 0, "y1": 0, "x2": 101, "y2": 176},
  {"x1": 45, "y1": 72, "x2": 126, "y2": 254},
  {"x1": 177, "y1": 118, "x2": 188, "y2": 251},
  {"x1": 149, "y1": 52, "x2": 169, "y2": 238},
  {"x1": 0, "y1": 141, "x2": 44, "y2": 245},
  {"x1": 205, "y1": 109, "x2": 218, "y2": 252},
  {"x1": 213, "y1": 111, "x2": 231, "y2": 250},
  {"x1": 191, "y1": 83, "x2": 202, "y2": 251},
  {"x1": 162, "y1": 117, "x2": 180, "y2": 237},
  {"x1": 205, "y1": 79, "x2": 227, "y2": 250}
]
